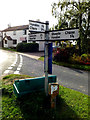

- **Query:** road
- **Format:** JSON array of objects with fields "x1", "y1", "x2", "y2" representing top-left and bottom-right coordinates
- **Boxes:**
[{"x1": 0, "y1": 49, "x2": 89, "y2": 95}]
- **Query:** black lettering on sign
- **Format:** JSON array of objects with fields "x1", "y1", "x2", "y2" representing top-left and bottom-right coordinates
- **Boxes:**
[
  {"x1": 30, "y1": 23, "x2": 39, "y2": 27},
  {"x1": 51, "y1": 36, "x2": 60, "y2": 39},
  {"x1": 52, "y1": 32, "x2": 61, "y2": 36},
  {"x1": 65, "y1": 31, "x2": 75, "y2": 34},
  {"x1": 70, "y1": 34, "x2": 74, "y2": 38},
  {"x1": 29, "y1": 35, "x2": 36, "y2": 40}
]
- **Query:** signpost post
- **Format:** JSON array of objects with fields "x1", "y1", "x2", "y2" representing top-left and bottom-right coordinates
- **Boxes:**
[{"x1": 45, "y1": 21, "x2": 49, "y2": 96}]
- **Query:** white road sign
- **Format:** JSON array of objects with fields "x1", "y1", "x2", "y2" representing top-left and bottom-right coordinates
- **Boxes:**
[
  {"x1": 29, "y1": 20, "x2": 46, "y2": 32},
  {"x1": 28, "y1": 28, "x2": 79, "y2": 41},
  {"x1": 28, "y1": 33, "x2": 45, "y2": 41},
  {"x1": 49, "y1": 29, "x2": 79, "y2": 40}
]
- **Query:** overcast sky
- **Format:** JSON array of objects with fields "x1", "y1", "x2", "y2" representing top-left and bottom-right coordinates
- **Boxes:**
[{"x1": 0, "y1": 0, "x2": 59, "y2": 30}]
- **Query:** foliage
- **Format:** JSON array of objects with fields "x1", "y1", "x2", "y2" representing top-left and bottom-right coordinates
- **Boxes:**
[
  {"x1": 53, "y1": 47, "x2": 79, "y2": 62},
  {"x1": 53, "y1": 48, "x2": 70, "y2": 62},
  {"x1": 81, "y1": 54, "x2": 90, "y2": 62},
  {"x1": 1, "y1": 74, "x2": 89, "y2": 119},
  {"x1": 52, "y1": 0, "x2": 90, "y2": 53},
  {"x1": 70, "y1": 53, "x2": 90, "y2": 65},
  {"x1": 16, "y1": 43, "x2": 39, "y2": 52},
  {"x1": 70, "y1": 54, "x2": 82, "y2": 64}
]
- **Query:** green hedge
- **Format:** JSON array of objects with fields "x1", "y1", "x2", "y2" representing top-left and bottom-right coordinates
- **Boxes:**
[{"x1": 16, "y1": 43, "x2": 39, "y2": 52}]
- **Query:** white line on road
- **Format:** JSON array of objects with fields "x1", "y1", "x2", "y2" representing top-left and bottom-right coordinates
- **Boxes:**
[
  {"x1": 14, "y1": 55, "x2": 23, "y2": 74},
  {"x1": 14, "y1": 71, "x2": 20, "y2": 74},
  {"x1": 4, "y1": 54, "x2": 18, "y2": 74},
  {"x1": 4, "y1": 70, "x2": 10, "y2": 74},
  {"x1": 8, "y1": 67, "x2": 13, "y2": 70},
  {"x1": 17, "y1": 68, "x2": 21, "y2": 71}
]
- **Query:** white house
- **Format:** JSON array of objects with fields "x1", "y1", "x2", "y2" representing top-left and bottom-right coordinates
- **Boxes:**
[
  {"x1": 2, "y1": 25, "x2": 29, "y2": 48},
  {"x1": 2, "y1": 25, "x2": 44, "y2": 51},
  {"x1": 0, "y1": 31, "x2": 2, "y2": 47}
]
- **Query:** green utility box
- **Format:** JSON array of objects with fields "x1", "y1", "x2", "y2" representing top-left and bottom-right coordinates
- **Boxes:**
[{"x1": 13, "y1": 75, "x2": 57, "y2": 98}]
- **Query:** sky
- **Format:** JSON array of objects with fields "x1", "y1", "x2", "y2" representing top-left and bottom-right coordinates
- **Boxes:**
[{"x1": 0, "y1": 0, "x2": 59, "y2": 30}]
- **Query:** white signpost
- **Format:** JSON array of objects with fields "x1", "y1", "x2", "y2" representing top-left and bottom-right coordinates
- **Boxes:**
[
  {"x1": 49, "y1": 29, "x2": 79, "y2": 41},
  {"x1": 29, "y1": 27, "x2": 79, "y2": 41},
  {"x1": 29, "y1": 20, "x2": 46, "y2": 32},
  {"x1": 29, "y1": 33, "x2": 45, "y2": 41}
]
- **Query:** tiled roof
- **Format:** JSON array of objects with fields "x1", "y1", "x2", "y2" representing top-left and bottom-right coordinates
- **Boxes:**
[
  {"x1": 3, "y1": 36, "x2": 12, "y2": 40},
  {"x1": 3, "y1": 25, "x2": 29, "y2": 32}
]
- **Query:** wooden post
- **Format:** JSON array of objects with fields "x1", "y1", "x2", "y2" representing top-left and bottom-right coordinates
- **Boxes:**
[{"x1": 48, "y1": 83, "x2": 59, "y2": 109}]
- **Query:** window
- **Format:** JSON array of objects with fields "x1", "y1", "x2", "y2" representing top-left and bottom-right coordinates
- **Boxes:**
[
  {"x1": 23, "y1": 30, "x2": 27, "y2": 35},
  {"x1": 4, "y1": 33, "x2": 6, "y2": 36},
  {"x1": 5, "y1": 40, "x2": 7, "y2": 44},
  {"x1": 13, "y1": 40, "x2": 17, "y2": 44},
  {"x1": 13, "y1": 31, "x2": 16, "y2": 35}
]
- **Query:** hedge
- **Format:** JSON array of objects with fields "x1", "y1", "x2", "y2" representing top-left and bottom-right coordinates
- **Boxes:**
[{"x1": 16, "y1": 43, "x2": 39, "y2": 52}]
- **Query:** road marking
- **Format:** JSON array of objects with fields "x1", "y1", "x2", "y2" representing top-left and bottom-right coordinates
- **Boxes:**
[
  {"x1": 76, "y1": 74, "x2": 79, "y2": 76},
  {"x1": 14, "y1": 71, "x2": 20, "y2": 74},
  {"x1": 14, "y1": 55, "x2": 23, "y2": 74},
  {"x1": 18, "y1": 64, "x2": 22, "y2": 67},
  {"x1": 80, "y1": 86, "x2": 84, "y2": 88},
  {"x1": 8, "y1": 67, "x2": 13, "y2": 70},
  {"x1": 17, "y1": 68, "x2": 21, "y2": 71},
  {"x1": 4, "y1": 54, "x2": 18, "y2": 74},
  {"x1": 4, "y1": 70, "x2": 10, "y2": 74},
  {"x1": 11, "y1": 64, "x2": 16, "y2": 67}
]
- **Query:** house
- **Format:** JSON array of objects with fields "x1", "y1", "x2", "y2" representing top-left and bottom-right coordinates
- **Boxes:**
[
  {"x1": 2, "y1": 25, "x2": 44, "y2": 51},
  {"x1": 0, "y1": 31, "x2": 2, "y2": 47},
  {"x1": 2, "y1": 25, "x2": 29, "y2": 48}
]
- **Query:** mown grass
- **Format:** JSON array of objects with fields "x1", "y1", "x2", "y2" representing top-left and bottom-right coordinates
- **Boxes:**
[
  {"x1": 39, "y1": 56, "x2": 90, "y2": 71},
  {"x1": 1, "y1": 74, "x2": 89, "y2": 120}
]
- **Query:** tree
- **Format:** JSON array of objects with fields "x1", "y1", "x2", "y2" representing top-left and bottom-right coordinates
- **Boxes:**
[{"x1": 52, "y1": 0, "x2": 90, "y2": 54}]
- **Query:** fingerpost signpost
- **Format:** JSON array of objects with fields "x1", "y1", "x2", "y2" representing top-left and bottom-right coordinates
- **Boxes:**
[{"x1": 29, "y1": 20, "x2": 79, "y2": 108}]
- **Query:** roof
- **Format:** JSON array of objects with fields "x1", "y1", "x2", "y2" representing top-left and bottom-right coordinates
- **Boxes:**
[
  {"x1": 3, "y1": 25, "x2": 29, "y2": 32},
  {"x1": 3, "y1": 36, "x2": 12, "y2": 40}
]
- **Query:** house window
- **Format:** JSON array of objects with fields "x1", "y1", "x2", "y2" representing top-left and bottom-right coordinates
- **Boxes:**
[
  {"x1": 5, "y1": 40, "x2": 7, "y2": 44},
  {"x1": 13, "y1": 40, "x2": 17, "y2": 44},
  {"x1": 4, "y1": 33, "x2": 6, "y2": 36},
  {"x1": 23, "y1": 30, "x2": 27, "y2": 35},
  {"x1": 13, "y1": 31, "x2": 16, "y2": 35}
]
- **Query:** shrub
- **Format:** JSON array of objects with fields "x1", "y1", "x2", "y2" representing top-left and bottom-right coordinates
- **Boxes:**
[
  {"x1": 69, "y1": 54, "x2": 81, "y2": 64},
  {"x1": 53, "y1": 48, "x2": 70, "y2": 62},
  {"x1": 16, "y1": 43, "x2": 39, "y2": 52},
  {"x1": 65, "y1": 47, "x2": 79, "y2": 56},
  {"x1": 69, "y1": 53, "x2": 90, "y2": 65},
  {"x1": 16, "y1": 42, "x2": 24, "y2": 52},
  {"x1": 81, "y1": 54, "x2": 90, "y2": 62}
]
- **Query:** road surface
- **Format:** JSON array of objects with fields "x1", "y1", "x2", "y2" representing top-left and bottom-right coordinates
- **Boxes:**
[{"x1": 0, "y1": 49, "x2": 89, "y2": 95}]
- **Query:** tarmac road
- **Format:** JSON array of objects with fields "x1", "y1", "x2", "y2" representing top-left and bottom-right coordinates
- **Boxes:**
[
  {"x1": 21, "y1": 54, "x2": 89, "y2": 95},
  {"x1": 0, "y1": 49, "x2": 89, "y2": 95}
]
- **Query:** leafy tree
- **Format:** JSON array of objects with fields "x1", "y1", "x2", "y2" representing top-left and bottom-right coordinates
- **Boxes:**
[{"x1": 52, "y1": 0, "x2": 90, "y2": 54}]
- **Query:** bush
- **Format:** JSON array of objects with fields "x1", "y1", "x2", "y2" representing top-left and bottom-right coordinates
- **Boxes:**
[
  {"x1": 81, "y1": 54, "x2": 90, "y2": 62},
  {"x1": 69, "y1": 54, "x2": 81, "y2": 64},
  {"x1": 53, "y1": 48, "x2": 70, "y2": 62},
  {"x1": 16, "y1": 43, "x2": 39, "y2": 52},
  {"x1": 65, "y1": 47, "x2": 79, "y2": 56},
  {"x1": 69, "y1": 53, "x2": 90, "y2": 65}
]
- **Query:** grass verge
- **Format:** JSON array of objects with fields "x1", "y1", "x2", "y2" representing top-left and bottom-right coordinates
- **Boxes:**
[
  {"x1": 2, "y1": 48, "x2": 17, "y2": 52},
  {"x1": 1, "y1": 74, "x2": 89, "y2": 119},
  {"x1": 39, "y1": 56, "x2": 90, "y2": 71}
]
